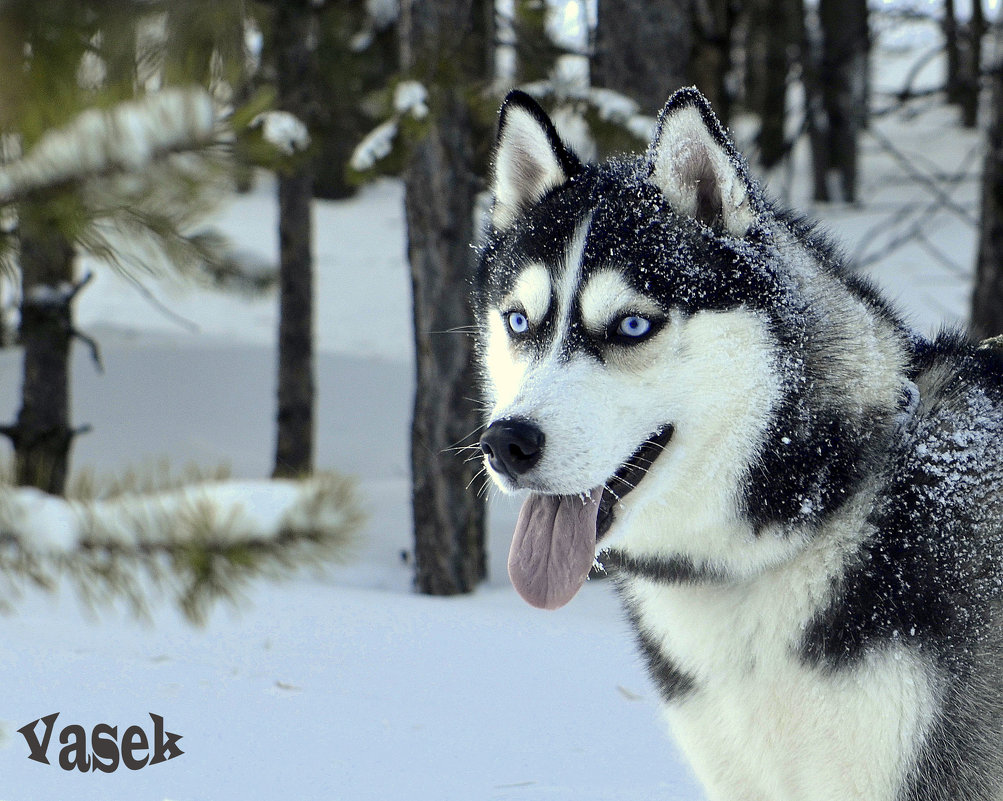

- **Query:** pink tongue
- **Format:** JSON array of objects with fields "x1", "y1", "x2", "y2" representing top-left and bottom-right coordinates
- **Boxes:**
[{"x1": 508, "y1": 489, "x2": 601, "y2": 610}]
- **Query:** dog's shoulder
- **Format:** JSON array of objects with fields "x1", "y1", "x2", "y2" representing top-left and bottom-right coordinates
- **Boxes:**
[{"x1": 803, "y1": 329, "x2": 1003, "y2": 671}]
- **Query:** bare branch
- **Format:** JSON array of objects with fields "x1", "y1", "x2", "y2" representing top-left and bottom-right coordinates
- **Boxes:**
[{"x1": 71, "y1": 327, "x2": 104, "y2": 374}]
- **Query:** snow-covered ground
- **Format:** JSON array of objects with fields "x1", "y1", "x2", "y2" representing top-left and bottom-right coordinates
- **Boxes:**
[{"x1": 0, "y1": 26, "x2": 989, "y2": 801}]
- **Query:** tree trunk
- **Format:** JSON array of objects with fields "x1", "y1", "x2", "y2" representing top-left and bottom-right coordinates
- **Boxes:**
[
  {"x1": 690, "y1": 0, "x2": 738, "y2": 122},
  {"x1": 690, "y1": 0, "x2": 735, "y2": 123},
  {"x1": 747, "y1": 0, "x2": 794, "y2": 168},
  {"x1": 4, "y1": 202, "x2": 78, "y2": 494},
  {"x1": 402, "y1": 0, "x2": 489, "y2": 595},
  {"x1": 958, "y1": 0, "x2": 986, "y2": 129},
  {"x1": 271, "y1": 1, "x2": 317, "y2": 478},
  {"x1": 970, "y1": 27, "x2": 1003, "y2": 339},
  {"x1": 944, "y1": 0, "x2": 961, "y2": 104},
  {"x1": 592, "y1": 0, "x2": 691, "y2": 113},
  {"x1": 811, "y1": 0, "x2": 869, "y2": 203},
  {"x1": 799, "y1": 0, "x2": 831, "y2": 201},
  {"x1": 273, "y1": 170, "x2": 314, "y2": 477}
]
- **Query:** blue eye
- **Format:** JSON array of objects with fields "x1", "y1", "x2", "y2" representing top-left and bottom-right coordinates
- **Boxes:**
[
  {"x1": 507, "y1": 311, "x2": 529, "y2": 334},
  {"x1": 617, "y1": 315, "x2": 651, "y2": 338}
]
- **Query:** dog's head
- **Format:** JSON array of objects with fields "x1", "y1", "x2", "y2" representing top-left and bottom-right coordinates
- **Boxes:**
[{"x1": 474, "y1": 89, "x2": 903, "y2": 609}]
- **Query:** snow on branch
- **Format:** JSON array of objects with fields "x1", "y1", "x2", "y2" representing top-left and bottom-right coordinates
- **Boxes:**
[
  {"x1": 0, "y1": 474, "x2": 362, "y2": 623},
  {"x1": 0, "y1": 87, "x2": 216, "y2": 204},
  {"x1": 249, "y1": 110, "x2": 311, "y2": 156},
  {"x1": 349, "y1": 81, "x2": 429, "y2": 173},
  {"x1": 351, "y1": 120, "x2": 399, "y2": 172}
]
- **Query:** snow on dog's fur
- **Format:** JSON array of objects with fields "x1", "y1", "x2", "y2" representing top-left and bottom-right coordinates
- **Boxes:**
[{"x1": 474, "y1": 88, "x2": 1003, "y2": 801}]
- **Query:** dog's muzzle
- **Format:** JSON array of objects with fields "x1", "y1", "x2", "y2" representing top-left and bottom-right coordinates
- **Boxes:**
[{"x1": 482, "y1": 420, "x2": 674, "y2": 610}]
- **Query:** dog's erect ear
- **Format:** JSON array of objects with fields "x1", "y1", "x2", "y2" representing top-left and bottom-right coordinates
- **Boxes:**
[
  {"x1": 646, "y1": 87, "x2": 758, "y2": 237},
  {"x1": 490, "y1": 91, "x2": 582, "y2": 230}
]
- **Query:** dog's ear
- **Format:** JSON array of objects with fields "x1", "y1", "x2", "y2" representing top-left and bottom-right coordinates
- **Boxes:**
[
  {"x1": 490, "y1": 91, "x2": 582, "y2": 230},
  {"x1": 646, "y1": 87, "x2": 758, "y2": 236}
]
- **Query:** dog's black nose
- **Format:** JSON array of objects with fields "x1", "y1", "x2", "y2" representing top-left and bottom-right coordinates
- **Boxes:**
[{"x1": 480, "y1": 418, "x2": 545, "y2": 479}]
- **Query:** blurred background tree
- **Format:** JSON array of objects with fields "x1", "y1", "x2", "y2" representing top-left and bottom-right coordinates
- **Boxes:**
[
  {"x1": 313, "y1": 2, "x2": 399, "y2": 201},
  {"x1": 250, "y1": 0, "x2": 398, "y2": 480},
  {"x1": 262, "y1": 0, "x2": 321, "y2": 480},
  {"x1": 592, "y1": 0, "x2": 689, "y2": 113},
  {"x1": 0, "y1": 1, "x2": 365, "y2": 619},
  {"x1": 0, "y1": 0, "x2": 243, "y2": 495}
]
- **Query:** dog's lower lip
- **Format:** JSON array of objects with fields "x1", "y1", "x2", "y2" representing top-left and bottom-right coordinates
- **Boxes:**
[{"x1": 597, "y1": 426, "x2": 674, "y2": 540}]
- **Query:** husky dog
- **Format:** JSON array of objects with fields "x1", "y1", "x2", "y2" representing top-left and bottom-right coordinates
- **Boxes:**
[{"x1": 474, "y1": 87, "x2": 1003, "y2": 801}]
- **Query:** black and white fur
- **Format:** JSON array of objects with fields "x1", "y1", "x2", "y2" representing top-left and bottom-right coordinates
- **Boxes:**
[{"x1": 474, "y1": 87, "x2": 1003, "y2": 800}]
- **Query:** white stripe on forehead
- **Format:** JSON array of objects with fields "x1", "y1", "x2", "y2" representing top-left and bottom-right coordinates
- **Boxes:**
[{"x1": 549, "y1": 217, "x2": 592, "y2": 351}]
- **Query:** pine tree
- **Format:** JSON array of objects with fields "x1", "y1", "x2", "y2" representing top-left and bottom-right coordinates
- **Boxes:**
[
  {"x1": 255, "y1": 2, "x2": 397, "y2": 478},
  {"x1": 507, "y1": 0, "x2": 566, "y2": 84},
  {"x1": 0, "y1": 2, "x2": 237, "y2": 494},
  {"x1": 0, "y1": 2, "x2": 360, "y2": 619},
  {"x1": 312, "y1": 4, "x2": 398, "y2": 200},
  {"x1": 0, "y1": 472, "x2": 361, "y2": 623}
]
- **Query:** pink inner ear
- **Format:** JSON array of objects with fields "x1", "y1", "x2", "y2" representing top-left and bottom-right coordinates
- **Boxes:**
[
  {"x1": 679, "y1": 147, "x2": 723, "y2": 227},
  {"x1": 647, "y1": 97, "x2": 756, "y2": 237}
]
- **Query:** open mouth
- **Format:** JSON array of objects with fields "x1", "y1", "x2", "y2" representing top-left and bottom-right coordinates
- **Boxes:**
[
  {"x1": 506, "y1": 425, "x2": 674, "y2": 610},
  {"x1": 596, "y1": 425, "x2": 674, "y2": 540}
]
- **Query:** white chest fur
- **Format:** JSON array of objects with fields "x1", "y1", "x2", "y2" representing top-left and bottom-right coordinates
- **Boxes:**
[{"x1": 623, "y1": 563, "x2": 938, "y2": 801}]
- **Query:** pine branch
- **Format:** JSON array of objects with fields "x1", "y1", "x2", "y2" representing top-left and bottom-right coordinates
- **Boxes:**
[
  {"x1": 0, "y1": 474, "x2": 363, "y2": 624},
  {"x1": 0, "y1": 87, "x2": 217, "y2": 206},
  {"x1": 76, "y1": 142, "x2": 238, "y2": 287}
]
